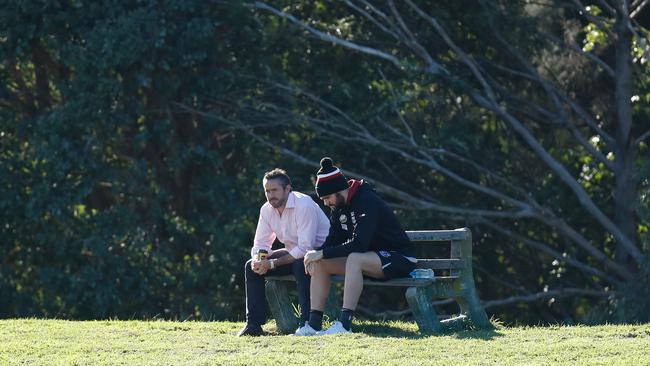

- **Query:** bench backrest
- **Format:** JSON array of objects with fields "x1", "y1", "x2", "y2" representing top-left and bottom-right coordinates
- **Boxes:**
[{"x1": 406, "y1": 227, "x2": 472, "y2": 277}]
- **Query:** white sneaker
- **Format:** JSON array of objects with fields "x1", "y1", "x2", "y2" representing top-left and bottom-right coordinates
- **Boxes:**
[
  {"x1": 292, "y1": 323, "x2": 317, "y2": 336},
  {"x1": 317, "y1": 321, "x2": 352, "y2": 335}
]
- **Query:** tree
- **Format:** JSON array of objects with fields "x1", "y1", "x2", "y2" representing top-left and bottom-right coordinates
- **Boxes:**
[
  {"x1": 235, "y1": 0, "x2": 650, "y2": 322},
  {"x1": 0, "y1": 0, "x2": 281, "y2": 319}
]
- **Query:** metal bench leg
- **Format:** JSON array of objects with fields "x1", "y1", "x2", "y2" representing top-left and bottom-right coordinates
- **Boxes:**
[
  {"x1": 324, "y1": 282, "x2": 340, "y2": 321},
  {"x1": 406, "y1": 286, "x2": 442, "y2": 333},
  {"x1": 265, "y1": 280, "x2": 298, "y2": 334},
  {"x1": 455, "y1": 289, "x2": 492, "y2": 329}
]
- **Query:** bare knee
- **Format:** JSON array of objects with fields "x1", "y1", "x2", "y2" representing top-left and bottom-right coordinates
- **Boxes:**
[
  {"x1": 310, "y1": 261, "x2": 327, "y2": 277},
  {"x1": 346, "y1": 253, "x2": 363, "y2": 271},
  {"x1": 312, "y1": 257, "x2": 347, "y2": 276}
]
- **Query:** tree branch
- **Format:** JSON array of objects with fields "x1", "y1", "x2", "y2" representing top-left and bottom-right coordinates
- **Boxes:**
[
  {"x1": 635, "y1": 129, "x2": 650, "y2": 145},
  {"x1": 343, "y1": 0, "x2": 402, "y2": 42},
  {"x1": 594, "y1": 0, "x2": 618, "y2": 16},
  {"x1": 541, "y1": 32, "x2": 615, "y2": 78},
  {"x1": 180, "y1": 100, "x2": 544, "y2": 222},
  {"x1": 483, "y1": 287, "x2": 611, "y2": 309},
  {"x1": 256, "y1": 5, "x2": 631, "y2": 250},
  {"x1": 254, "y1": 2, "x2": 446, "y2": 75},
  {"x1": 359, "y1": 288, "x2": 611, "y2": 317},
  {"x1": 257, "y1": 79, "x2": 542, "y2": 212},
  {"x1": 194, "y1": 96, "x2": 637, "y2": 283},
  {"x1": 571, "y1": 0, "x2": 616, "y2": 38},
  {"x1": 484, "y1": 67, "x2": 614, "y2": 171},
  {"x1": 396, "y1": 1, "x2": 641, "y2": 262},
  {"x1": 474, "y1": 264, "x2": 532, "y2": 294},
  {"x1": 404, "y1": 0, "x2": 497, "y2": 100},
  {"x1": 479, "y1": 6, "x2": 616, "y2": 155},
  {"x1": 200, "y1": 74, "x2": 645, "y2": 272},
  {"x1": 477, "y1": 218, "x2": 627, "y2": 283},
  {"x1": 386, "y1": 0, "x2": 440, "y2": 73},
  {"x1": 631, "y1": 0, "x2": 649, "y2": 18},
  {"x1": 470, "y1": 92, "x2": 644, "y2": 265}
]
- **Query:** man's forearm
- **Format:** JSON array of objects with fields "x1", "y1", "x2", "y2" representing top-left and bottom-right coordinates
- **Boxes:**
[{"x1": 270, "y1": 249, "x2": 296, "y2": 267}]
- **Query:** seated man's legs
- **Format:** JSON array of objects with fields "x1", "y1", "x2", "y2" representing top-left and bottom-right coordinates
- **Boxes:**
[
  {"x1": 240, "y1": 250, "x2": 312, "y2": 336},
  {"x1": 309, "y1": 251, "x2": 415, "y2": 334},
  {"x1": 320, "y1": 252, "x2": 383, "y2": 333},
  {"x1": 290, "y1": 259, "x2": 311, "y2": 326},
  {"x1": 342, "y1": 252, "x2": 384, "y2": 310},
  {"x1": 267, "y1": 249, "x2": 312, "y2": 326},
  {"x1": 315, "y1": 252, "x2": 386, "y2": 334},
  {"x1": 309, "y1": 257, "x2": 347, "y2": 311},
  {"x1": 240, "y1": 258, "x2": 266, "y2": 336},
  {"x1": 306, "y1": 257, "x2": 346, "y2": 331}
]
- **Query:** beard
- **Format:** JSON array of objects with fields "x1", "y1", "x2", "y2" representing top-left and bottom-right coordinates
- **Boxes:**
[
  {"x1": 269, "y1": 196, "x2": 286, "y2": 208},
  {"x1": 326, "y1": 193, "x2": 346, "y2": 209}
]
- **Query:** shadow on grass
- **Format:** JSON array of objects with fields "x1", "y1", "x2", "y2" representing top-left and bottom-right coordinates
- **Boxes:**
[{"x1": 351, "y1": 323, "x2": 503, "y2": 340}]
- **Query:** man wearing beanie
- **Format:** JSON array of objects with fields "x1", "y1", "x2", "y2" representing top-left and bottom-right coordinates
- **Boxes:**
[
  {"x1": 294, "y1": 157, "x2": 416, "y2": 336},
  {"x1": 237, "y1": 168, "x2": 330, "y2": 336}
]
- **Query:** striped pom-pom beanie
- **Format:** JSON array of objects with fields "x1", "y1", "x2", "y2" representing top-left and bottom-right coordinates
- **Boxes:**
[{"x1": 315, "y1": 157, "x2": 349, "y2": 198}]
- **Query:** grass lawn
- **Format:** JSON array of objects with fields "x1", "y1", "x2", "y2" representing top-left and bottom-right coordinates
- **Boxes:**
[{"x1": 1, "y1": 319, "x2": 649, "y2": 365}]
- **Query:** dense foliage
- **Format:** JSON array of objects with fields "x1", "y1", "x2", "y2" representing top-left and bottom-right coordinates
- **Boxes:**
[{"x1": 0, "y1": 1, "x2": 274, "y2": 319}]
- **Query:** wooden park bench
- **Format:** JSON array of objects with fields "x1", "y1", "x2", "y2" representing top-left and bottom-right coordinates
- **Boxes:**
[{"x1": 265, "y1": 227, "x2": 491, "y2": 334}]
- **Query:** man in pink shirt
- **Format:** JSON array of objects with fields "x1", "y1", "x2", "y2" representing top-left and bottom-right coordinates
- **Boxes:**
[{"x1": 237, "y1": 168, "x2": 330, "y2": 336}]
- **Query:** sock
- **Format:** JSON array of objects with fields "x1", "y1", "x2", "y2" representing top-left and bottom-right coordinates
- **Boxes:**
[
  {"x1": 299, "y1": 312, "x2": 309, "y2": 328},
  {"x1": 339, "y1": 308, "x2": 354, "y2": 331},
  {"x1": 308, "y1": 310, "x2": 323, "y2": 331}
]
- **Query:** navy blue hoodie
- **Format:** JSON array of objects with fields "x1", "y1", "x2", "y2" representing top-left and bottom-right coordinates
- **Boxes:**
[{"x1": 320, "y1": 180, "x2": 414, "y2": 259}]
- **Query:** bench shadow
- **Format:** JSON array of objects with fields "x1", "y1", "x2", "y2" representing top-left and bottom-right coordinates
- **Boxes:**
[{"x1": 352, "y1": 323, "x2": 503, "y2": 340}]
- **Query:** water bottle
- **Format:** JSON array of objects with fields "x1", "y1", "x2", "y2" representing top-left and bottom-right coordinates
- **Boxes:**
[{"x1": 410, "y1": 268, "x2": 435, "y2": 279}]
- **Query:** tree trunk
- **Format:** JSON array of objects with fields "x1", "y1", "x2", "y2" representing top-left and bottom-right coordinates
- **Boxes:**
[{"x1": 613, "y1": 5, "x2": 638, "y2": 266}]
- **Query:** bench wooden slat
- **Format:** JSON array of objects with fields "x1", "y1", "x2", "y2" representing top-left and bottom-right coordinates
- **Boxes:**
[
  {"x1": 356, "y1": 276, "x2": 458, "y2": 287},
  {"x1": 406, "y1": 229, "x2": 469, "y2": 242},
  {"x1": 416, "y1": 259, "x2": 464, "y2": 270},
  {"x1": 266, "y1": 275, "x2": 459, "y2": 287}
]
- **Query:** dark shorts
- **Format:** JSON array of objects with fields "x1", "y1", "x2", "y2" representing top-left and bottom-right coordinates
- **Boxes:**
[{"x1": 374, "y1": 250, "x2": 417, "y2": 280}]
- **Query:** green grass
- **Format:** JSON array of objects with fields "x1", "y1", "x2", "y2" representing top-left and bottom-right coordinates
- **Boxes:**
[{"x1": 1, "y1": 319, "x2": 649, "y2": 365}]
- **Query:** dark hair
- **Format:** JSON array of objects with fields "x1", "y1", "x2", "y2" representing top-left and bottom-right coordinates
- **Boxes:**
[{"x1": 263, "y1": 168, "x2": 292, "y2": 188}]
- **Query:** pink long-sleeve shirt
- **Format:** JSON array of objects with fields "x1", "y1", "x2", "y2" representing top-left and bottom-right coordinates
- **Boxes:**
[{"x1": 251, "y1": 191, "x2": 330, "y2": 259}]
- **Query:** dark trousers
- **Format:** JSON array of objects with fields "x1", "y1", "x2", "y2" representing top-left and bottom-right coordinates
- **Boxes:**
[{"x1": 244, "y1": 258, "x2": 311, "y2": 327}]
